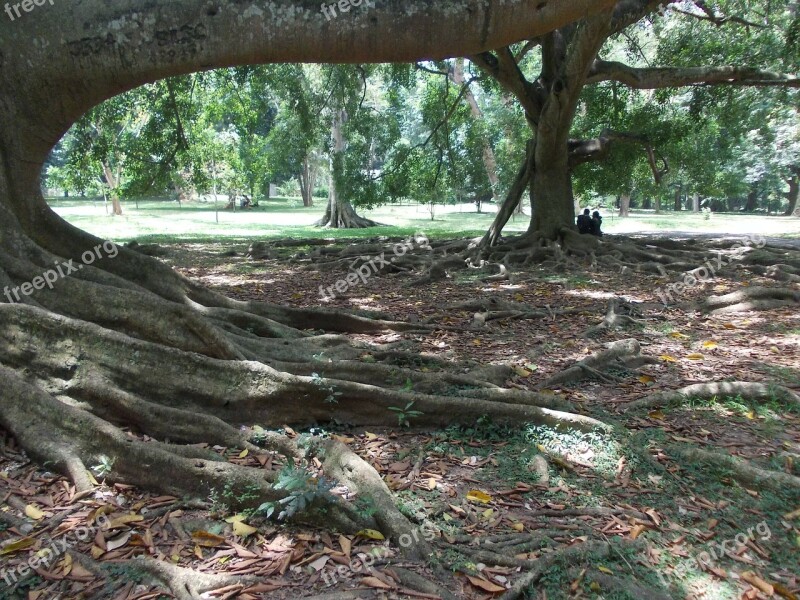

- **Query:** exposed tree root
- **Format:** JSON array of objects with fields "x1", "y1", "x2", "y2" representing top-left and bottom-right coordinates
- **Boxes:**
[
  {"x1": 672, "y1": 447, "x2": 800, "y2": 493},
  {"x1": 702, "y1": 286, "x2": 800, "y2": 314},
  {"x1": 537, "y1": 338, "x2": 653, "y2": 390},
  {"x1": 582, "y1": 298, "x2": 646, "y2": 338},
  {"x1": 497, "y1": 541, "x2": 612, "y2": 600},
  {"x1": 622, "y1": 381, "x2": 800, "y2": 412}
]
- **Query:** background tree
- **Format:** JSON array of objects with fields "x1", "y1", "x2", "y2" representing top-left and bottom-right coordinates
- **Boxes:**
[{"x1": 471, "y1": 0, "x2": 799, "y2": 245}]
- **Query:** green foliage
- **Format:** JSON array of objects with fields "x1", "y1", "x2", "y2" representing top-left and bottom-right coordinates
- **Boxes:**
[
  {"x1": 256, "y1": 467, "x2": 336, "y2": 521},
  {"x1": 387, "y1": 401, "x2": 424, "y2": 428},
  {"x1": 310, "y1": 372, "x2": 343, "y2": 404}
]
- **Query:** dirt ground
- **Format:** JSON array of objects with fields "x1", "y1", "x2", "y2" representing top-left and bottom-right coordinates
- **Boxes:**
[{"x1": 1, "y1": 232, "x2": 798, "y2": 600}]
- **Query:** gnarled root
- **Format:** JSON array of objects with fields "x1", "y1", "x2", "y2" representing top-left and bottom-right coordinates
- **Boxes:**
[
  {"x1": 621, "y1": 381, "x2": 800, "y2": 412},
  {"x1": 702, "y1": 286, "x2": 800, "y2": 314}
]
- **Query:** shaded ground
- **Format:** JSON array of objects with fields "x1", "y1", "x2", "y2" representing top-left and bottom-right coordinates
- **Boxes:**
[{"x1": 1, "y1": 231, "x2": 799, "y2": 600}]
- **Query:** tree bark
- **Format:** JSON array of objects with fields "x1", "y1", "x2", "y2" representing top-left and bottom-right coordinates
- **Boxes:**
[
  {"x1": 316, "y1": 109, "x2": 378, "y2": 228},
  {"x1": 300, "y1": 155, "x2": 316, "y2": 208},
  {"x1": 674, "y1": 186, "x2": 682, "y2": 211},
  {"x1": 745, "y1": 186, "x2": 759, "y2": 212},
  {"x1": 784, "y1": 170, "x2": 799, "y2": 216},
  {"x1": 452, "y1": 59, "x2": 502, "y2": 204},
  {"x1": 619, "y1": 193, "x2": 631, "y2": 217},
  {"x1": 692, "y1": 192, "x2": 700, "y2": 213}
]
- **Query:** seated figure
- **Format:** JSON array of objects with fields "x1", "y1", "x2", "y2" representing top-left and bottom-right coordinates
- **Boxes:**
[{"x1": 576, "y1": 208, "x2": 592, "y2": 234}]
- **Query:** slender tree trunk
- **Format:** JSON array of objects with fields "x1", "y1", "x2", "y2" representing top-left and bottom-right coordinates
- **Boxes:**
[
  {"x1": 299, "y1": 156, "x2": 315, "y2": 207},
  {"x1": 654, "y1": 195, "x2": 661, "y2": 213},
  {"x1": 692, "y1": 192, "x2": 700, "y2": 212},
  {"x1": 619, "y1": 193, "x2": 631, "y2": 217},
  {"x1": 481, "y1": 140, "x2": 534, "y2": 246},
  {"x1": 784, "y1": 170, "x2": 799, "y2": 216},
  {"x1": 452, "y1": 59, "x2": 502, "y2": 204},
  {"x1": 102, "y1": 163, "x2": 123, "y2": 216}
]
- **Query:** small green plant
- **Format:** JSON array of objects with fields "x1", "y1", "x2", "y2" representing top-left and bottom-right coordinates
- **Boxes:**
[
  {"x1": 353, "y1": 496, "x2": 378, "y2": 520},
  {"x1": 256, "y1": 467, "x2": 336, "y2": 521},
  {"x1": 91, "y1": 455, "x2": 115, "y2": 479},
  {"x1": 388, "y1": 401, "x2": 424, "y2": 428},
  {"x1": 311, "y1": 372, "x2": 343, "y2": 404}
]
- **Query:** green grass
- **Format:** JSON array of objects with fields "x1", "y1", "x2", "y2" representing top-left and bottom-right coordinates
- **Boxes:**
[{"x1": 46, "y1": 196, "x2": 800, "y2": 245}]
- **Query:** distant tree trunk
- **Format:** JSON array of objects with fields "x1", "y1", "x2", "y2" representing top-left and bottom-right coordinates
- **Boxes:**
[
  {"x1": 619, "y1": 193, "x2": 631, "y2": 217},
  {"x1": 102, "y1": 162, "x2": 123, "y2": 216},
  {"x1": 744, "y1": 186, "x2": 759, "y2": 212},
  {"x1": 692, "y1": 192, "x2": 700, "y2": 212},
  {"x1": 784, "y1": 169, "x2": 799, "y2": 216},
  {"x1": 299, "y1": 156, "x2": 316, "y2": 208},
  {"x1": 673, "y1": 186, "x2": 682, "y2": 211},
  {"x1": 316, "y1": 109, "x2": 377, "y2": 229},
  {"x1": 654, "y1": 196, "x2": 661, "y2": 213},
  {"x1": 452, "y1": 59, "x2": 502, "y2": 204}
]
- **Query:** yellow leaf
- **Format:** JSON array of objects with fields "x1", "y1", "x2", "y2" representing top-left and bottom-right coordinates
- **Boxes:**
[
  {"x1": 514, "y1": 293, "x2": 525, "y2": 302},
  {"x1": 191, "y1": 531, "x2": 226, "y2": 547},
  {"x1": 686, "y1": 353, "x2": 705, "y2": 360},
  {"x1": 472, "y1": 339, "x2": 482, "y2": 346},
  {"x1": 670, "y1": 332, "x2": 690, "y2": 339},
  {"x1": 466, "y1": 490, "x2": 492, "y2": 504},
  {"x1": 514, "y1": 366, "x2": 532, "y2": 377},
  {"x1": 107, "y1": 514, "x2": 144, "y2": 529},
  {"x1": 598, "y1": 566, "x2": 613, "y2": 575},
  {"x1": 648, "y1": 410, "x2": 666, "y2": 420},
  {"x1": 25, "y1": 505, "x2": 45, "y2": 520},
  {"x1": 365, "y1": 432, "x2": 378, "y2": 441},
  {"x1": 771, "y1": 346, "x2": 780, "y2": 354},
  {"x1": 659, "y1": 355, "x2": 678, "y2": 362},
  {"x1": 0, "y1": 537, "x2": 36, "y2": 555},
  {"x1": 745, "y1": 410, "x2": 756, "y2": 420},
  {"x1": 224, "y1": 514, "x2": 247, "y2": 524},
  {"x1": 233, "y1": 521, "x2": 258, "y2": 537},
  {"x1": 723, "y1": 323, "x2": 736, "y2": 330},
  {"x1": 638, "y1": 375, "x2": 655, "y2": 384},
  {"x1": 702, "y1": 341, "x2": 718, "y2": 349},
  {"x1": 427, "y1": 478, "x2": 437, "y2": 490},
  {"x1": 482, "y1": 509, "x2": 494, "y2": 520},
  {"x1": 590, "y1": 581, "x2": 601, "y2": 592},
  {"x1": 783, "y1": 507, "x2": 800, "y2": 520},
  {"x1": 356, "y1": 529, "x2": 385, "y2": 541},
  {"x1": 238, "y1": 449, "x2": 249, "y2": 458},
  {"x1": 511, "y1": 522, "x2": 525, "y2": 532}
]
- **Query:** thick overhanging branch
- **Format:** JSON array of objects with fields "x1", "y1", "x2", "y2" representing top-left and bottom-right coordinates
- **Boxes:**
[
  {"x1": 469, "y1": 49, "x2": 544, "y2": 127},
  {"x1": 568, "y1": 129, "x2": 668, "y2": 183},
  {"x1": 587, "y1": 60, "x2": 800, "y2": 88}
]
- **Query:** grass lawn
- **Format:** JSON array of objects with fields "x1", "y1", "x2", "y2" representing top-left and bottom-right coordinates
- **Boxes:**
[{"x1": 46, "y1": 196, "x2": 799, "y2": 244}]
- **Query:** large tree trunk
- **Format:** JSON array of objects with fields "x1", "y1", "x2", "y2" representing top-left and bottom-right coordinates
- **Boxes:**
[
  {"x1": 528, "y1": 153, "x2": 576, "y2": 239},
  {"x1": 316, "y1": 109, "x2": 378, "y2": 228}
]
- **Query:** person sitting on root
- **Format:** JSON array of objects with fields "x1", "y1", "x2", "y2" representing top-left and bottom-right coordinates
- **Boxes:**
[
  {"x1": 590, "y1": 211, "x2": 603, "y2": 237},
  {"x1": 576, "y1": 208, "x2": 592, "y2": 234}
]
